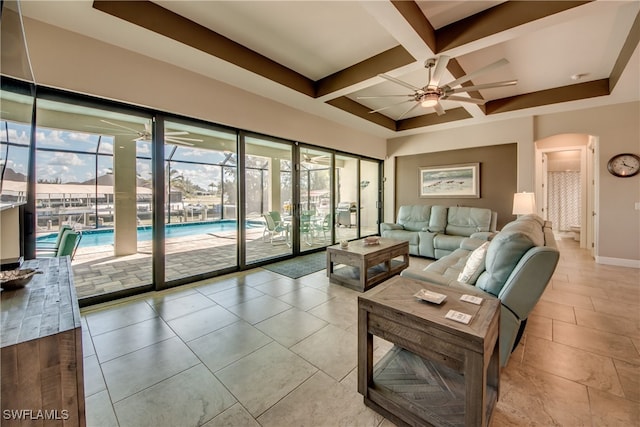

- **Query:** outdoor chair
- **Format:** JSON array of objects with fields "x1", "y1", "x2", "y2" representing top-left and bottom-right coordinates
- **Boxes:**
[
  {"x1": 262, "y1": 212, "x2": 289, "y2": 245},
  {"x1": 36, "y1": 224, "x2": 72, "y2": 255},
  {"x1": 38, "y1": 228, "x2": 82, "y2": 260},
  {"x1": 300, "y1": 212, "x2": 313, "y2": 246},
  {"x1": 312, "y1": 213, "x2": 331, "y2": 242}
]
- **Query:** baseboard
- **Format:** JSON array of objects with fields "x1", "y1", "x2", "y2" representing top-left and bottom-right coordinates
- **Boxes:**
[{"x1": 595, "y1": 256, "x2": 640, "y2": 269}]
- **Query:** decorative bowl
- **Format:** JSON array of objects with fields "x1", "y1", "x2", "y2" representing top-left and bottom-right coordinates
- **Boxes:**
[
  {"x1": 0, "y1": 268, "x2": 41, "y2": 290},
  {"x1": 363, "y1": 236, "x2": 380, "y2": 245}
]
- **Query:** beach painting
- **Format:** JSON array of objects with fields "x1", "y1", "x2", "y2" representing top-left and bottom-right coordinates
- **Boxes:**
[{"x1": 419, "y1": 163, "x2": 480, "y2": 198}]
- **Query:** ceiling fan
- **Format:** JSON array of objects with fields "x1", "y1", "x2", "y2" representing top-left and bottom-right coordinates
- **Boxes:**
[
  {"x1": 99, "y1": 120, "x2": 203, "y2": 146},
  {"x1": 302, "y1": 152, "x2": 328, "y2": 164},
  {"x1": 357, "y1": 56, "x2": 517, "y2": 119}
]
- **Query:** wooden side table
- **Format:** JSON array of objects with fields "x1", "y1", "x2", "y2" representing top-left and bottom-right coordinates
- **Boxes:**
[
  {"x1": 358, "y1": 276, "x2": 500, "y2": 427},
  {"x1": 326, "y1": 238, "x2": 409, "y2": 292}
]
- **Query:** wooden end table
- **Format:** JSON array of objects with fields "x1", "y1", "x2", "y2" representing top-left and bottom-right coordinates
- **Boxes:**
[
  {"x1": 326, "y1": 238, "x2": 409, "y2": 292},
  {"x1": 358, "y1": 276, "x2": 500, "y2": 427}
]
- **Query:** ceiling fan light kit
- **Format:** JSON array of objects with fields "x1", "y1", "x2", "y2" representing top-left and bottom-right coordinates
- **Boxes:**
[
  {"x1": 420, "y1": 93, "x2": 439, "y2": 108},
  {"x1": 359, "y1": 55, "x2": 517, "y2": 120}
]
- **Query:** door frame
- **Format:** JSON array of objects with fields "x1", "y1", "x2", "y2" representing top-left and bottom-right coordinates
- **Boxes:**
[{"x1": 534, "y1": 136, "x2": 598, "y2": 254}]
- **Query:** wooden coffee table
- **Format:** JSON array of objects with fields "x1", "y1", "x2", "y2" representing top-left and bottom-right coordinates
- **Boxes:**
[
  {"x1": 358, "y1": 276, "x2": 500, "y2": 427},
  {"x1": 326, "y1": 238, "x2": 409, "y2": 292}
]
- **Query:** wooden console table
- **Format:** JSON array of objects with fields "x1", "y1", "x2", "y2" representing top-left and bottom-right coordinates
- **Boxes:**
[
  {"x1": 326, "y1": 238, "x2": 409, "y2": 292},
  {"x1": 1, "y1": 257, "x2": 85, "y2": 427},
  {"x1": 358, "y1": 276, "x2": 500, "y2": 426}
]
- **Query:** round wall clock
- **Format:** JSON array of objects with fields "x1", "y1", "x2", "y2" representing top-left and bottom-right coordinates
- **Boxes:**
[{"x1": 607, "y1": 153, "x2": 640, "y2": 177}]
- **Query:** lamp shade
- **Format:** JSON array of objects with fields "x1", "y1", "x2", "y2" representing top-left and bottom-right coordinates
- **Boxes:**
[{"x1": 512, "y1": 192, "x2": 536, "y2": 215}]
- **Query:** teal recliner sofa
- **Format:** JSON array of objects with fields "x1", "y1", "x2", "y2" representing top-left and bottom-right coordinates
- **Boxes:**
[
  {"x1": 400, "y1": 214, "x2": 560, "y2": 367},
  {"x1": 380, "y1": 205, "x2": 497, "y2": 259}
]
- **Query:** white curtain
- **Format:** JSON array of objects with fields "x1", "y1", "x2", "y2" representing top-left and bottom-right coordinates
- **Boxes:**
[{"x1": 548, "y1": 171, "x2": 581, "y2": 231}]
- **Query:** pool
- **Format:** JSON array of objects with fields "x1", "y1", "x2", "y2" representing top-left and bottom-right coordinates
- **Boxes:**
[{"x1": 36, "y1": 220, "x2": 264, "y2": 248}]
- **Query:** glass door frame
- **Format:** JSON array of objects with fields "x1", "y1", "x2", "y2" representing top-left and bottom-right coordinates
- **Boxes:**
[{"x1": 295, "y1": 143, "x2": 335, "y2": 253}]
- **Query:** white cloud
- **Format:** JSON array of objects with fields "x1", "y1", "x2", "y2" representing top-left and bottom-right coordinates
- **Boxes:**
[
  {"x1": 36, "y1": 129, "x2": 69, "y2": 148},
  {"x1": 48, "y1": 152, "x2": 85, "y2": 166},
  {"x1": 7, "y1": 129, "x2": 30, "y2": 145}
]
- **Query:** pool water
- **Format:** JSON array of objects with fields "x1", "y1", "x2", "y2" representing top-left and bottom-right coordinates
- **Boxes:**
[{"x1": 36, "y1": 220, "x2": 263, "y2": 248}]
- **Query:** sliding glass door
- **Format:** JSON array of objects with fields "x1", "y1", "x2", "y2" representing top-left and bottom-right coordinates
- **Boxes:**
[
  {"x1": 360, "y1": 159, "x2": 380, "y2": 237},
  {"x1": 298, "y1": 146, "x2": 332, "y2": 253},
  {"x1": 164, "y1": 120, "x2": 238, "y2": 283},
  {"x1": 34, "y1": 99, "x2": 153, "y2": 300},
  {"x1": 244, "y1": 135, "x2": 293, "y2": 264}
]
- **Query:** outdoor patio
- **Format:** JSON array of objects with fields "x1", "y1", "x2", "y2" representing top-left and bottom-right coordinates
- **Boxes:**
[{"x1": 71, "y1": 224, "x2": 362, "y2": 300}]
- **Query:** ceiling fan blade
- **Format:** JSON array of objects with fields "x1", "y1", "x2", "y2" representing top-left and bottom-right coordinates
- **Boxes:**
[
  {"x1": 356, "y1": 95, "x2": 413, "y2": 99},
  {"x1": 378, "y1": 74, "x2": 422, "y2": 92},
  {"x1": 442, "y1": 58, "x2": 509, "y2": 89},
  {"x1": 429, "y1": 55, "x2": 450, "y2": 88},
  {"x1": 433, "y1": 103, "x2": 446, "y2": 116},
  {"x1": 168, "y1": 136, "x2": 203, "y2": 142},
  {"x1": 397, "y1": 102, "x2": 421, "y2": 120},
  {"x1": 442, "y1": 95, "x2": 486, "y2": 105},
  {"x1": 100, "y1": 119, "x2": 144, "y2": 134},
  {"x1": 446, "y1": 80, "x2": 517, "y2": 94},
  {"x1": 368, "y1": 99, "x2": 413, "y2": 114}
]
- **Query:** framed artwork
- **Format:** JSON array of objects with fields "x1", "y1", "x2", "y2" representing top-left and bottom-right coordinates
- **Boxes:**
[{"x1": 419, "y1": 163, "x2": 480, "y2": 198}]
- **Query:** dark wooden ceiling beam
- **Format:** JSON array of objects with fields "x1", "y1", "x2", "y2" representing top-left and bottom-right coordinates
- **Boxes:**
[
  {"x1": 485, "y1": 79, "x2": 609, "y2": 115},
  {"x1": 436, "y1": 1, "x2": 591, "y2": 52},
  {"x1": 326, "y1": 97, "x2": 396, "y2": 131},
  {"x1": 390, "y1": 0, "x2": 437, "y2": 53},
  {"x1": 316, "y1": 46, "x2": 414, "y2": 98},
  {"x1": 610, "y1": 10, "x2": 640, "y2": 92}
]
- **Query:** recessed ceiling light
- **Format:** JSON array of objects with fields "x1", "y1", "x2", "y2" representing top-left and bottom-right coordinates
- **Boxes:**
[{"x1": 570, "y1": 73, "x2": 589, "y2": 81}]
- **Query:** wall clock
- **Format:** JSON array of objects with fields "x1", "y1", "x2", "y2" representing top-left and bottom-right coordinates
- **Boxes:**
[{"x1": 607, "y1": 153, "x2": 640, "y2": 177}]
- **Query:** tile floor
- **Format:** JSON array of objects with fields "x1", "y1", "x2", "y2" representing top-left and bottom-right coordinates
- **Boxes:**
[{"x1": 80, "y1": 238, "x2": 639, "y2": 426}]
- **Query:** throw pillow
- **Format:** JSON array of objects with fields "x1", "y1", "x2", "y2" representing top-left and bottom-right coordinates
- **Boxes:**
[{"x1": 457, "y1": 242, "x2": 490, "y2": 285}]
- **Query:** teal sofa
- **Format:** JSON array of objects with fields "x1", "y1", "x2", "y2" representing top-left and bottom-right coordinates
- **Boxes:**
[
  {"x1": 380, "y1": 205, "x2": 497, "y2": 259},
  {"x1": 400, "y1": 214, "x2": 560, "y2": 367}
]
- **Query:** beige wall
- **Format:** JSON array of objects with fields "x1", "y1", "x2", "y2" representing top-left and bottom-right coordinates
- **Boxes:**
[
  {"x1": 22, "y1": 18, "x2": 386, "y2": 159},
  {"x1": 387, "y1": 102, "x2": 640, "y2": 264},
  {"x1": 393, "y1": 144, "x2": 517, "y2": 230},
  {"x1": 535, "y1": 102, "x2": 640, "y2": 263},
  {"x1": 0, "y1": 207, "x2": 21, "y2": 259},
  {"x1": 386, "y1": 117, "x2": 534, "y2": 220}
]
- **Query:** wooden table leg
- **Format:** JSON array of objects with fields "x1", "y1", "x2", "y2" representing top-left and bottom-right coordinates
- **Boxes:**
[
  {"x1": 465, "y1": 350, "x2": 486, "y2": 426},
  {"x1": 357, "y1": 307, "x2": 373, "y2": 396}
]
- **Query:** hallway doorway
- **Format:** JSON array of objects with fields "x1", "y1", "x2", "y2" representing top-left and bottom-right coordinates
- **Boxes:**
[{"x1": 535, "y1": 134, "x2": 598, "y2": 254}]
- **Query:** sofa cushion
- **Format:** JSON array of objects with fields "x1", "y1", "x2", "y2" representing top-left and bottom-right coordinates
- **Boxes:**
[
  {"x1": 457, "y1": 241, "x2": 489, "y2": 285},
  {"x1": 516, "y1": 213, "x2": 545, "y2": 227},
  {"x1": 397, "y1": 205, "x2": 432, "y2": 232},
  {"x1": 445, "y1": 207, "x2": 493, "y2": 236},
  {"x1": 425, "y1": 248, "x2": 469, "y2": 281},
  {"x1": 502, "y1": 216, "x2": 545, "y2": 247},
  {"x1": 427, "y1": 205, "x2": 448, "y2": 233},
  {"x1": 476, "y1": 230, "x2": 537, "y2": 296}
]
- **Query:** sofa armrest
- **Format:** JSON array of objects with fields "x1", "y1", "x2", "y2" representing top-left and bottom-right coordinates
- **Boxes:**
[
  {"x1": 470, "y1": 231, "x2": 497, "y2": 241},
  {"x1": 400, "y1": 269, "x2": 453, "y2": 286},
  {"x1": 380, "y1": 223, "x2": 404, "y2": 232},
  {"x1": 498, "y1": 246, "x2": 560, "y2": 320}
]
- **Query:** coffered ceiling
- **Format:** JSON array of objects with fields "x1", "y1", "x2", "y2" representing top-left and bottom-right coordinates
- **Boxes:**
[{"x1": 18, "y1": 1, "x2": 640, "y2": 138}]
